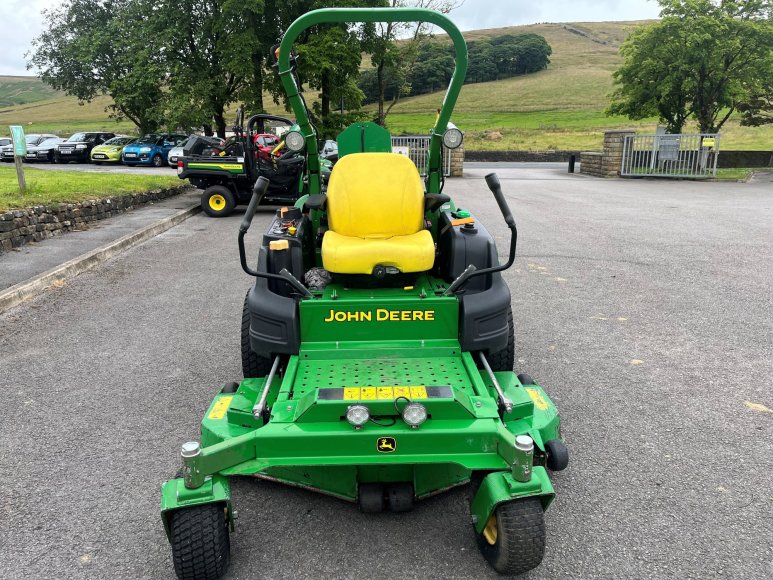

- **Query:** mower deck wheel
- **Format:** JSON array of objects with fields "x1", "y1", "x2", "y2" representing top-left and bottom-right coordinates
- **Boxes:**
[
  {"x1": 545, "y1": 439, "x2": 569, "y2": 471},
  {"x1": 476, "y1": 497, "x2": 545, "y2": 576},
  {"x1": 358, "y1": 484, "x2": 385, "y2": 513},
  {"x1": 170, "y1": 503, "x2": 231, "y2": 580},
  {"x1": 386, "y1": 483, "x2": 414, "y2": 513},
  {"x1": 201, "y1": 186, "x2": 236, "y2": 218}
]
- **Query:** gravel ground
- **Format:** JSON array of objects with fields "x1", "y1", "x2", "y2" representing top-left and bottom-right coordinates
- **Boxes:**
[{"x1": 0, "y1": 165, "x2": 771, "y2": 579}]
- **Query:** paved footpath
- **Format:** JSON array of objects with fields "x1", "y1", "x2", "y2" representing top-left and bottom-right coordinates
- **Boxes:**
[
  {"x1": 0, "y1": 190, "x2": 200, "y2": 291},
  {"x1": 0, "y1": 165, "x2": 771, "y2": 579}
]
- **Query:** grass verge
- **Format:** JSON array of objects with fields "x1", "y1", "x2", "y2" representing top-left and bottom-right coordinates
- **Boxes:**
[
  {"x1": 713, "y1": 168, "x2": 769, "y2": 181},
  {"x1": 0, "y1": 165, "x2": 181, "y2": 211}
]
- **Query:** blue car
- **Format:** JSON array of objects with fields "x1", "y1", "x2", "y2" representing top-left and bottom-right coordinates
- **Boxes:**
[{"x1": 122, "y1": 133, "x2": 188, "y2": 167}]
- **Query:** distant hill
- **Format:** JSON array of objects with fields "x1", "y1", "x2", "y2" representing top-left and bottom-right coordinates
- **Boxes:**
[{"x1": 0, "y1": 76, "x2": 61, "y2": 108}]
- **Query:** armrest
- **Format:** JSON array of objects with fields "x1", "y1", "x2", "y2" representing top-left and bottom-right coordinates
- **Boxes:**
[
  {"x1": 304, "y1": 194, "x2": 327, "y2": 212},
  {"x1": 425, "y1": 193, "x2": 451, "y2": 213}
]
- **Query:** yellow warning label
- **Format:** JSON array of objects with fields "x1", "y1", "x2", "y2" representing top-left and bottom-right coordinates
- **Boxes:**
[
  {"x1": 525, "y1": 387, "x2": 549, "y2": 411},
  {"x1": 393, "y1": 386, "x2": 411, "y2": 399},
  {"x1": 410, "y1": 386, "x2": 428, "y2": 399},
  {"x1": 208, "y1": 396, "x2": 233, "y2": 420},
  {"x1": 344, "y1": 387, "x2": 361, "y2": 400},
  {"x1": 702, "y1": 138, "x2": 716, "y2": 148},
  {"x1": 377, "y1": 387, "x2": 394, "y2": 400},
  {"x1": 360, "y1": 387, "x2": 377, "y2": 400}
]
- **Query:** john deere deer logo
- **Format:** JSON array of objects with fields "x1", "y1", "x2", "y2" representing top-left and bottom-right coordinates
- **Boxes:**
[{"x1": 377, "y1": 437, "x2": 396, "y2": 453}]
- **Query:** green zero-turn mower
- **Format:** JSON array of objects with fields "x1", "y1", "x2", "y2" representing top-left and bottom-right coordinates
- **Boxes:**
[{"x1": 160, "y1": 7, "x2": 569, "y2": 579}]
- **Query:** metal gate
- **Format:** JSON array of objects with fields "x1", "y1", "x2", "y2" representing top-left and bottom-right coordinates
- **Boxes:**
[
  {"x1": 621, "y1": 133, "x2": 720, "y2": 178},
  {"x1": 391, "y1": 136, "x2": 452, "y2": 177}
]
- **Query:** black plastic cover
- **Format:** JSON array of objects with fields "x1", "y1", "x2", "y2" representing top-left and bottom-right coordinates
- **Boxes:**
[
  {"x1": 247, "y1": 250, "x2": 300, "y2": 356},
  {"x1": 436, "y1": 211, "x2": 512, "y2": 353}
]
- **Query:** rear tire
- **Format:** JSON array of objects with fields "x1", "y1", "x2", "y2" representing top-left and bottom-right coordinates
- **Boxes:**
[
  {"x1": 476, "y1": 498, "x2": 545, "y2": 575},
  {"x1": 202, "y1": 186, "x2": 236, "y2": 218},
  {"x1": 487, "y1": 308, "x2": 515, "y2": 372},
  {"x1": 170, "y1": 503, "x2": 230, "y2": 580},
  {"x1": 241, "y1": 290, "x2": 272, "y2": 378}
]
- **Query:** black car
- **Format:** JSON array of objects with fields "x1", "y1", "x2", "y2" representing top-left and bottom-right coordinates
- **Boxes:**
[
  {"x1": 55, "y1": 132, "x2": 116, "y2": 163},
  {"x1": 25, "y1": 137, "x2": 65, "y2": 163}
]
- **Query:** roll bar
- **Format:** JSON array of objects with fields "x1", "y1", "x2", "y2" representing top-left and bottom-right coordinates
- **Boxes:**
[{"x1": 277, "y1": 8, "x2": 468, "y2": 195}]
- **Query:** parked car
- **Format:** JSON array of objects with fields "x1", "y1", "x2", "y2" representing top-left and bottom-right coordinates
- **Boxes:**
[
  {"x1": 55, "y1": 132, "x2": 116, "y2": 163},
  {"x1": 255, "y1": 133, "x2": 280, "y2": 160},
  {"x1": 167, "y1": 135, "x2": 224, "y2": 167},
  {"x1": 0, "y1": 137, "x2": 11, "y2": 147},
  {"x1": 320, "y1": 139, "x2": 338, "y2": 164},
  {"x1": 1, "y1": 134, "x2": 58, "y2": 162},
  {"x1": 90, "y1": 136, "x2": 137, "y2": 164},
  {"x1": 24, "y1": 137, "x2": 65, "y2": 162},
  {"x1": 122, "y1": 133, "x2": 187, "y2": 167}
]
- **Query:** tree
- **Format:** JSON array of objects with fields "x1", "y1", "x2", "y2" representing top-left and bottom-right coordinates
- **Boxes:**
[
  {"x1": 29, "y1": 0, "x2": 166, "y2": 134},
  {"x1": 737, "y1": 82, "x2": 773, "y2": 126},
  {"x1": 368, "y1": 0, "x2": 464, "y2": 126},
  {"x1": 156, "y1": 0, "x2": 265, "y2": 137},
  {"x1": 608, "y1": 0, "x2": 773, "y2": 134}
]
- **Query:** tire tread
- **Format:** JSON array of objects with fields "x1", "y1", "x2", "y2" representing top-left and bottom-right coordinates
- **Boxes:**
[{"x1": 170, "y1": 503, "x2": 230, "y2": 580}]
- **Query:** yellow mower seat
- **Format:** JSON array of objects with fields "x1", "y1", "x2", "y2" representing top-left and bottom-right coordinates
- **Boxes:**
[{"x1": 321, "y1": 152, "x2": 435, "y2": 275}]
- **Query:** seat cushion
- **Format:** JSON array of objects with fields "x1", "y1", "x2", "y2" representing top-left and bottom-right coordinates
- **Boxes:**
[
  {"x1": 322, "y1": 229, "x2": 435, "y2": 275},
  {"x1": 326, "y1": 152, "x2": 425, "y2": 239}
]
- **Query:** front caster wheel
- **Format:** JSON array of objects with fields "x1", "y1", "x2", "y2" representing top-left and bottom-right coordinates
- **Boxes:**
[
  {"x1": 170, "y1": 503, "x2": 231, "y2": 580},
  {"x1": 476, "y1": 498, "x2": 545, "y2": 575}
]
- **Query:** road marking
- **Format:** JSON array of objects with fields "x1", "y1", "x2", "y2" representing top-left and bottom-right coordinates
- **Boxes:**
[{"x1": 744, "y1": 401, "x2": 772, "y2": 413}]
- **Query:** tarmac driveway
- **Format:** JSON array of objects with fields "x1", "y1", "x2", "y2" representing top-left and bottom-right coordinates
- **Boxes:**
[{"x1": 0, "y1": 165, "x2": 771, "y2": 579}]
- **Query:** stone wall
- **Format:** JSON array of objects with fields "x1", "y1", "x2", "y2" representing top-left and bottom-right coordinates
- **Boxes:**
[
  {"x1": 449, "y1": 145, "x2": 464, "y2": 177},
  {"x1": 0, "y1": 185, "x2": 191, "y2": 253},
  {"x1": 580, "y1": 129, "x2": 635, "y2": 178},
  {"x1": 465, "y1": 150, "x2": 582, "y2": 163}
]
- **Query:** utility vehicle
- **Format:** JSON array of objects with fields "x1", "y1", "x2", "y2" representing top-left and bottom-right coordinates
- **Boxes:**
[
  {"x1": 177, "y1": 112, "x2": 322, "y2": 217},
  {"x1": 161, "y1": 8, "x2": 568, "y2": 579}
]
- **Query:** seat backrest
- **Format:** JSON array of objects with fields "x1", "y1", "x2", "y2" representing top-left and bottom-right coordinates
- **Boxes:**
[{"x1": 327, "y1": 152, "x2": 425, "y2": 239}]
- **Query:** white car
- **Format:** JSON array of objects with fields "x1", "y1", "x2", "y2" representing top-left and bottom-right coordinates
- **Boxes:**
[{"x1": 167, "y1": 145, "x2": 184, "y2": 167}]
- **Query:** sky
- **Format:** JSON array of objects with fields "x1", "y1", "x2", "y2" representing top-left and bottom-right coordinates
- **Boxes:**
[{"x1": 0, "y1": 0, "x2": 662, "y2": 77}]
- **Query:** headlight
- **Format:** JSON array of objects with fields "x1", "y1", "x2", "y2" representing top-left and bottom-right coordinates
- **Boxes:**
[
  {"x1": 140, "y1": 147, "x2": 152, "y2": 152},
  {"x1": 401, "y1": 402, "x2": 427, "y2": 428},
  {"x1": 442, "y1": 125, "x2": 463, "y2": 149},
  {"x1": 346, "y1": 404, "x2": 370, "y2": 428},
  {"x1": 76, "y1": 144, "x2": 87, "y2": 149},
  {"x1": 285, "y1": 131, "x2": 305, "y2": 152}
]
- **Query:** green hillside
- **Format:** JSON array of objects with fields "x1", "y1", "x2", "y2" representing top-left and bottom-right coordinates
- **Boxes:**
[
  {"x1": 2, "y1": 21, "x2": 771, "y2": 150},
  {"x1": 0, "y1": 76, "x2": 61, "y2": 107}
]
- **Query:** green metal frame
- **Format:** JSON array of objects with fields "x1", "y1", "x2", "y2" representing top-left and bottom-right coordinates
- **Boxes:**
[{"x1": 278, "y1": 7, "x2": 468, "y2": 195}]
